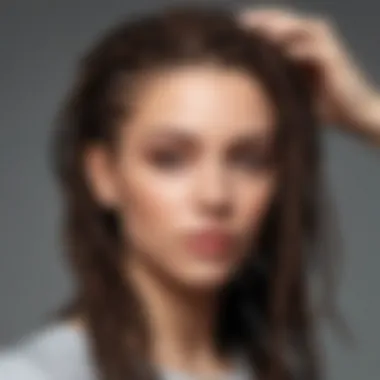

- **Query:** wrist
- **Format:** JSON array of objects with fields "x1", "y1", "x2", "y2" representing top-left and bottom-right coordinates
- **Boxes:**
[
  {"x1": 359, "y1": 91, "x2": 380, "y2": 136},
  {"x1": 347, "y1": 89, "x2": 380, "y2": 143}
]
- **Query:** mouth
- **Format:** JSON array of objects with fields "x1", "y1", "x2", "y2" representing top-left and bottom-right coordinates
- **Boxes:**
[{"x1": 184, "y1": 227, "x2": 236, "y2": 260}]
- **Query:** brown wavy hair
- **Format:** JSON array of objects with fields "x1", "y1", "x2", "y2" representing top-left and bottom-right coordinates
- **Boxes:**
[{"x1": 52, "y1": 4, "x2": 323, "y2": 380}]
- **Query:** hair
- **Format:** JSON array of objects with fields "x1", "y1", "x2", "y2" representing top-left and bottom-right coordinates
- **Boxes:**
[{"x1": 52, "y1": 4, "x2": 324, "y2": 380}]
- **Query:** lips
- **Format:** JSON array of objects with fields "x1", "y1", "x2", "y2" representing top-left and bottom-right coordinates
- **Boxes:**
[{"x1": 185, "y1": 228, "x2": 235, "y2": 259}]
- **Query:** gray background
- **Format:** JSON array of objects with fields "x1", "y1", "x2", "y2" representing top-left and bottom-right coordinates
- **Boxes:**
[{"x1": 0, "y1": 1, "x2": 379, "y2": 379}]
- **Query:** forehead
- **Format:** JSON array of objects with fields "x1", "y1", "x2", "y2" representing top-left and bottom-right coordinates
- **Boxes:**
[{"x1": 124, "y1": 64, "x2": 276, "y2": 140}]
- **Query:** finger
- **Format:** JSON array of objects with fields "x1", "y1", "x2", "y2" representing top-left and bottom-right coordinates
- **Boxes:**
[
  {"x1": 285, "y1": 40, "x2": 320, "y2": 62},
  {"x1": 245, "y1": 17, "x2": 317, "y2": 51},
  {"x1": 239, "y1": 12, "x2": 314, "y2": 43},
  {"x1": 238, "y1": 7, "x2": 299, "y2": 24},
  {"x1": 256, "y1": 18, "x2": 312, "y2": 42},
  {"x1": 238, "y1": 7, "x2": 305, "y2": 28},
  {"x1": 238, "y1": 8, "x2": 327, "y2": 38}
]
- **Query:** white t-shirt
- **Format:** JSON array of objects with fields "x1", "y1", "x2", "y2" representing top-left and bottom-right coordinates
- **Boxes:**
[{"x1": 0, "y1": 323, "x2": 251, "y2": 380}]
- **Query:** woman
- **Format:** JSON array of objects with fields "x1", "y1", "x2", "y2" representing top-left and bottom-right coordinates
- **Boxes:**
[{"x1": 0, "y1": 5, "x2": 379, "y2": 380}]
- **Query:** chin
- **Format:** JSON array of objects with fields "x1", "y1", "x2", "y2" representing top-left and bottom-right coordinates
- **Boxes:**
[{"x1": 174, "y1": 264, "x2": 239, "y2": 292}]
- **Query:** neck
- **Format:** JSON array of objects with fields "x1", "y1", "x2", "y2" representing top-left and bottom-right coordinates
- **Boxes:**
[{"x1": 127, "y1": 257, "x2": 229, "y2": 374}]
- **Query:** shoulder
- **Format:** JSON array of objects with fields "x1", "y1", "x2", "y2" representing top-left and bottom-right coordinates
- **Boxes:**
[
  {"x1": 0, "y1": 350, "x2": 49, "y2": 380},
  {"x1": 0, "y1": 323, "x2": 94, "y2": 380}
]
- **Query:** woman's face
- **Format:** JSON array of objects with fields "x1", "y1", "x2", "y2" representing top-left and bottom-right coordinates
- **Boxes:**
[{"x1": 88, "y1": 64, "x2": 278, "y2": 290}]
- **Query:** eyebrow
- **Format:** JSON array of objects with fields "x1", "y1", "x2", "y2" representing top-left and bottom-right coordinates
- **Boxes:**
[
  {"x1": 147, "y1": 128, "x2": 199, "y2": 141},
  {"x1": 146, "y1": 126, "x2": 274, "y2": 146}
]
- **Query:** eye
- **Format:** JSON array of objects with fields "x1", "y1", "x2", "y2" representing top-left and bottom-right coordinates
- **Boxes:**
[
  {"x1": 149, "y1": 149, "x2": 188, "y2": 169},
  {"x1": 229, "y1": 149, "x2": 273, "y2": 172}
]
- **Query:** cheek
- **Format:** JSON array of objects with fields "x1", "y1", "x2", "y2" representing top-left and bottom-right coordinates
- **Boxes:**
[{"x1": 116, "y1": 169, "x2": 187, "y2": 253}]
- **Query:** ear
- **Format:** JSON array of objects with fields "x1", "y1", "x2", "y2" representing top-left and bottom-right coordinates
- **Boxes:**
[{"x1": 83, "y1": 144, "x2": 119, "y2": 209}]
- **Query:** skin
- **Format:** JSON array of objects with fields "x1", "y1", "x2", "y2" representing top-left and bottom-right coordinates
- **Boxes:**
[
  {"x1": 239, "y1": 7, "x2": 380, "y2": 145},
  {"x1": 86, "y1": 64, "x2": 278, "y2": 376},
  {"x1": 82, "y1": 7, "x2": 380, "y2": 378}
]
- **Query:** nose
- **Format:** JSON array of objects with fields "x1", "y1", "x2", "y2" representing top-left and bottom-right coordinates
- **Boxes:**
[{"x1": 194, "y1": 163, "x2": 232, "y2": 218}]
